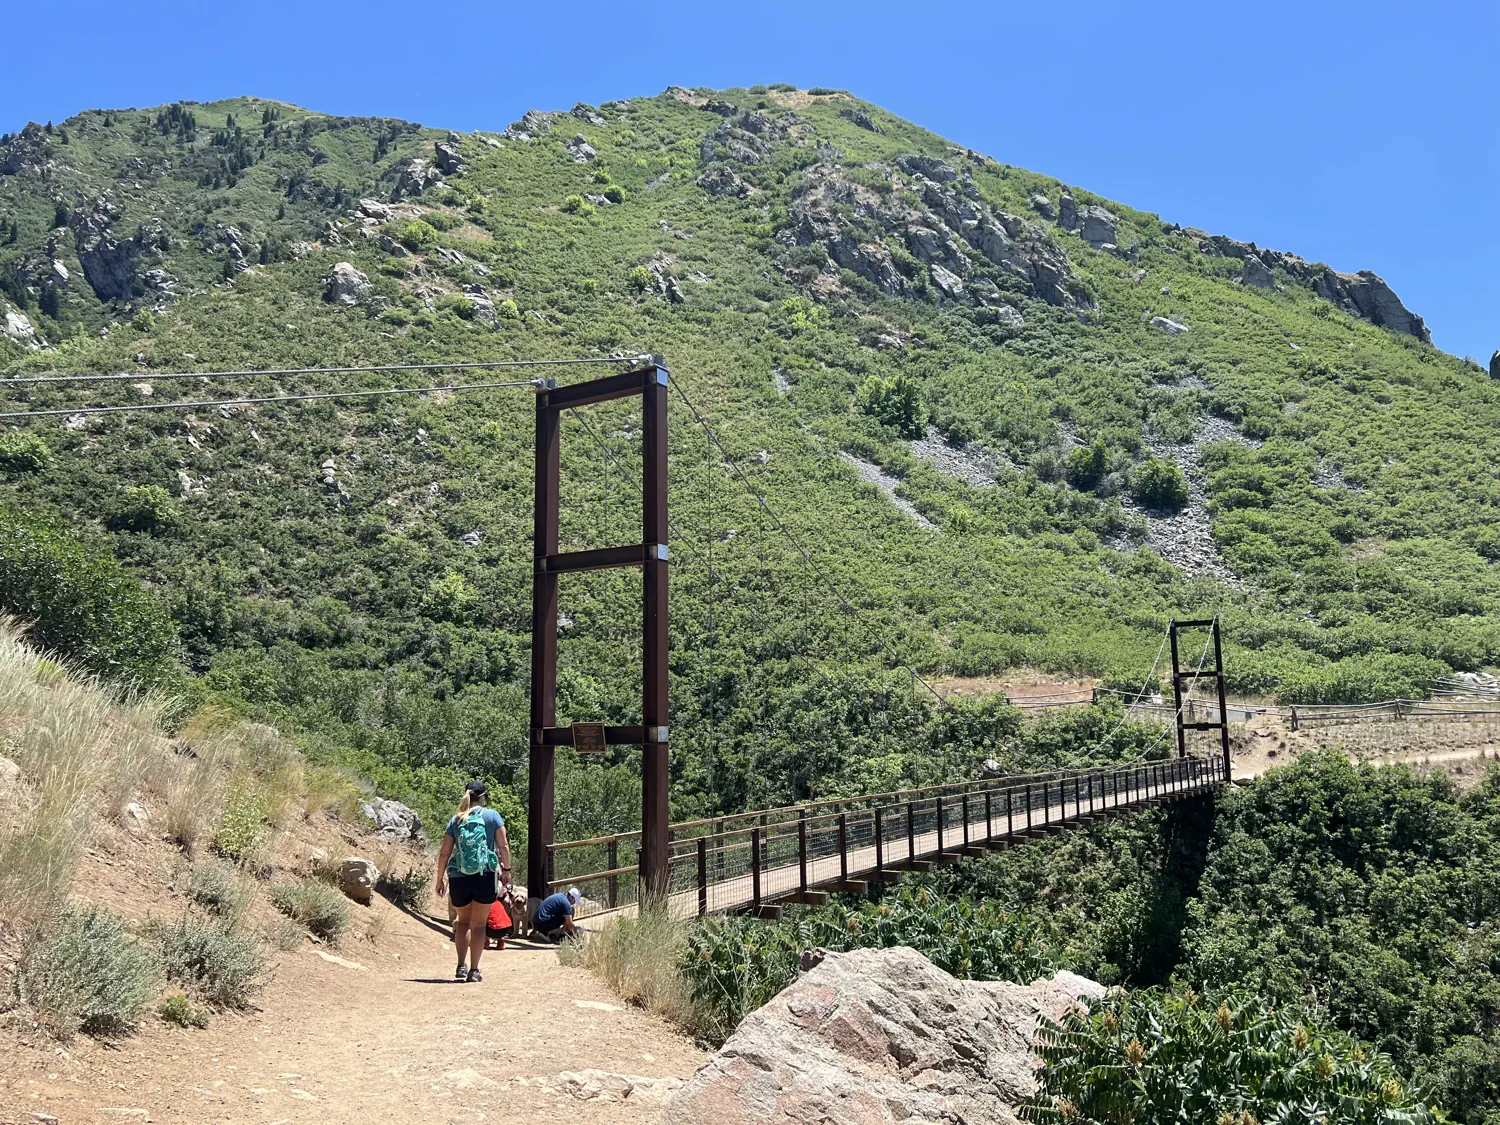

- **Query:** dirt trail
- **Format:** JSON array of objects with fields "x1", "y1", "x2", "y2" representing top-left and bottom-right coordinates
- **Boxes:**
[{"x1": 1, "y1": 900, "x2": 705, "y2": 1125}]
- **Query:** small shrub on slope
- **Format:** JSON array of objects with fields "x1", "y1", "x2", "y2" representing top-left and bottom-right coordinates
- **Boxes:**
[
  {"x1": 1130, "y1": 456, "x2": 1189, "y2": 511},
  {"x1": 155, "y1": 915, "x2": 269, "y2": 1009},
  {"x1": 1025, "y1": 985, "x2": 1442, "y2": 1125},
  {"x1": 158, "y1": 992, "x2": 209, "y2": 1028},
  {"x1": 15, "y1": 905, "x2": 158, "y2": 1038},
  {"x1": 181, "y1": 857, "x2": 249, "y2": 916},
  {"x1": 855, "y1": 373, "x2": 926, "y2": 438},
  {"x1": 269, "y1": 877, "x2": 349, "y2": 943}
]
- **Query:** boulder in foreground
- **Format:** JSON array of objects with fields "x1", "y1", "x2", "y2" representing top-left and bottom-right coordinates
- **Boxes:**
[{"x1": 664, "y1": 945, "x2": 1103, "y2": 1125}]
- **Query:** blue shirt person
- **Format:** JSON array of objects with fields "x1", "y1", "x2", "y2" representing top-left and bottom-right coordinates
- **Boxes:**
[{"x1": 533, "y1": 887, "x2": 581, "y2": 940}]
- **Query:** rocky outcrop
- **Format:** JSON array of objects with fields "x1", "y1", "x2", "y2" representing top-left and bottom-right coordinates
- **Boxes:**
[
  {"x1": 360, "y1": 797, "x2": 422, "y2": 841},
  {"x1": 697, "y1": 164, "x2": 751, "y2": 198},
  {"x1": 337, "y1": 857, "x2": 379, "y2": 904},
  {"x1": 838, "y1": 106, "x2": 883, "y2": 133},
  {"x1": 388, "y1": 156, "x2": 443, "y2": 199},
  {"x1": 324, "y1": 262, "x2": 372, "y2": 306},
  {"x1": 665, "y1": 947, "x2": 1104, "y2": 1125},
  {"x1": 1195, "y1": 231, "x2": 1430, "y2": 342},
  {"x1": 0, "y1": 123, "x2": 53, "y2": 177},
  {"x1": 1059, "y1": 192, "x2": 1120, "y2": 251},
  {"x1": 433, "y1": 137, "x2": 467, "y2": 176},
  {"x1": 571, "y1": 102, "x2": 607, "y2": 127},
  {"x1": 1491, "y1": 350, "x2": 1500, "y2": 380},
  {"x1": 566, "y1": 134, "x2": 597, "y2": 163},
  {"x1": 1029, "y1": 192, "x2": 1055, "y2": 220},
  {"x1": 68, "y1": 199, "x2": 167, "y2": 303},
  {"x1": 2, "y1": 304, "x2": 41, "y2": 349},
  {"x1": 504, "y1": 109, "x2": 556, "y2": 140},
  {"x1": 1151, "y1": 315, "x2": 1189, "y2": 335},
  {"x1": 785, "y1": 162, "x2": 1087, "y2": 312}
]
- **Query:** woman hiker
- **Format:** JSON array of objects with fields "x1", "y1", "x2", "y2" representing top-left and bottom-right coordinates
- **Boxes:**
[{"x1": 434, "y1": 780, "x2": 513, "y2": 983}]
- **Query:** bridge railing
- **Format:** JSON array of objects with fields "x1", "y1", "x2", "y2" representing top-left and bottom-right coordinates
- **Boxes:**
[{"x1": 547, "y1": 753, "x2": 1226, "y2": 919}]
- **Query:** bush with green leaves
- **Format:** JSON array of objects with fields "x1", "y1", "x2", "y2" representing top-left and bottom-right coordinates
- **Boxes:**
[
  {"x1": 378, "y1": 868, "x2": 430, "y2": 910},
  {"x1": 392, "y1": 219, "x2": 439, "y2": 251},
  {"x1": 214, "y1": 780, "x2": 270, "y2": 863},
  {"x1": 625, "y1": 264, "x2": 655, "y2": 291},
  {"x1": 15, "y1": 905, "x2": 158, "y2": 1038},
  {"x1": 106, "y1": 484, "x2": 182, "y2": 534},
  {"x1": 154, "y1": 914, "x2": 269, "y2": 1009},
  {"x1": 855, "y1": 373, "x2": 926, "y2": 438},
  {"x1": 1130, "y1": 456, "x2": 1189, "y2": 510},
  {"x1": 181, "y1": 856, "x2": 249, "y2": 916},
  {"x1": 679, "y1": 885, "x2": 1054, "y2": 1042},
  {"x1": 1025, "y1": 986, "x2": 1443, "y2": 1125},
  {"x1": 269, "y1": 877, "x2": 350, "y2": 943},
  {"x1": 0, "y1": 431, "x2": 52, "y2": 473},
  {"x1": 0, "y1": 506, "x2": 179, "y2": 686},
  {"x1": 158, "y1": 992, "x2": 210, "y2": 1028}
]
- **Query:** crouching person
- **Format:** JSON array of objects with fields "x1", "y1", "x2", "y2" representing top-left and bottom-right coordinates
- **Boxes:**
[{"x1": 532, "y1": 886, "x2": 581, "y2": 942}]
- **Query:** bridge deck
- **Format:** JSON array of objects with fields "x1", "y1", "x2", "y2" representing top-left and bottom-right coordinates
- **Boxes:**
[{"x1": 553, "y1": 754, "x2": 1226, "y2": 921}]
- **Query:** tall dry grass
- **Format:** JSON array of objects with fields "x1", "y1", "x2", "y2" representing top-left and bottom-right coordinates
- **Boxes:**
[
  {"x1": 0, "y1": 620, "x2": 174, "y2": 928},
  {"x1": 560, "y1": 906, "x2": 703, "y2": 1035}
]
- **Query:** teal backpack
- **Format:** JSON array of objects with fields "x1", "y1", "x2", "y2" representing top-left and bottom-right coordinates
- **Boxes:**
[{"x1": 453, "y1": 812, "x2": 496, "y2": 876}]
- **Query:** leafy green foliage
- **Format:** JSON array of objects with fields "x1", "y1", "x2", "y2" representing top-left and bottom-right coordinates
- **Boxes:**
[
  {"x1": 106, "y1": 484, "x2": 181, "y2": 535},
  {"x1": 855, "y1": 373, "x2": 927, "y2": 438},
  {"x1": 0, "y1": 506, "x2": 179, "y2": 686},
  {"x1": 213, "y1": 780, "x2": 271, "y2": 863},
  {"x1": 0, "y1": 431, "x2": 52, "y2": 473},
  {"x1": 378, "y1": 868, "x2": 430, "y2": 910},
  {"x1": 269, "y1": 877, "x2": 350, "y2": 943},
  {"x1": 153, "y1": 915, "x2": 269, "y2": 1009},
  {"x1": 680, "y1": 885, "x2": 1054, "y2": 1042},
  {"x1": 1130, "y1": 456, "x2": 1188, "y2": 510},
  {"x1": 157, "y1": 992, "x2": 210, "y2": 1028},
  {"x1": 1027, "y1": 986, "x2": 1443, "y2": 1125},
  {"x1": 15, "y1": 905, "x2": 158, "y2": 1038}
]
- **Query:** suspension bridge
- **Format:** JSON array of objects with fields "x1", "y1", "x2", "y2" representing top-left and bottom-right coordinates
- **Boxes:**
[{"x1": 0, "y1": 353, "x2": 1236, "y2": 919}]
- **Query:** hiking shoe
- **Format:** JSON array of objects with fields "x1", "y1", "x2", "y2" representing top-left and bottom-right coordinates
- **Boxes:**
[
  {"x1": 467, "y1": 967, "x2": 483, "y2": 983},
  {"x1": 455, "y1": 963, "x2": 469, "y2": 981}
]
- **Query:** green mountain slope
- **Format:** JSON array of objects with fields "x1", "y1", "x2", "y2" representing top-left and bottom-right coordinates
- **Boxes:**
[{"x1": 0, "y1": 86, "x2": 1495, "y2": 827}]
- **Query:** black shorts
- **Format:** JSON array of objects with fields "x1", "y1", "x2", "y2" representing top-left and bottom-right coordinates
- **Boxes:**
[{"x1": 448, "y1": 872, "x2": 497, "y2": 908}]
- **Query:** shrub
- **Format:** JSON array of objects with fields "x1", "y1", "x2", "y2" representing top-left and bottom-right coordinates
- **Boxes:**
[
  {"x1": 774, "y1": 295, "x2": 829, "y2": 335},
  {"x1": 0, "y1": 506, "x2": 180, "y2": 685},
  {"x1": 1065, "y1": 439, "x2": 1109, "y2": 491},
  {"x1": 1130, "y1": 456, "x2": 1188, "y2": 510},
  {"x1": 15, "y1": 905, "x2": 158, "y2": 1038},
  {"x1": 106, "y1": 484, "x2": 182, "y2": 535},
  {"x1": 0, "y1": 431, "x2": 52, "y2": 473},
  {"x1": 1025, "y1": 986, "x2": 1441, "y2": 1125},
  {"x1": 261, "y1": 914, "x2": 305, "y2": 951},
  {"x1": 154, "y1": 914, "x2": 269, "y2": 1009},
  {"x1": 269, "y1": 877, "x2": 350, "y2": 943},
  {"x1": 182, "y1": 857, "x2": 248, "y2": 916},
  {"x1": 214, "y1": 779, "x2": 270, "y2": 862},
  {"x1": 497, "y1": 298, "x2": 519, "y2": 319},
  {"x1": 626, "y1": 265, "x2": 655, "y2": 292},
  {"x1": 378, "y1": 868, "x2": 430, "y2": 910},
  {"x1": 562, "y1": 194, "x2": 595, "y2": 216},
  {"x1": 130, "y1": 310, "x2": 156, "y2": 332},
  {"x1": 436, "y1": 293, "x2": 475, "y2": 320},
  {"x1": 420, "y1": 210, "x2": 459, "y2": 231},
  {"x1": 158, "y1": 992, "x2": 209, "y2": 1028},
  {"x1": 393, "y1": 220, "x2": 439, "y2": 251},
  {"x1": 602, "y1": 184, "x2": 626, "y2": 204},
  {"x1": 855, "y1": 374, "x2": 927, "y2": 438}
]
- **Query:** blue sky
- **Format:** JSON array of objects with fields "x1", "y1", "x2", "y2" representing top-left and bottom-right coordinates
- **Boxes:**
[{"x1": 3, "y1": 0, "x2": 1495, "y2": 360}]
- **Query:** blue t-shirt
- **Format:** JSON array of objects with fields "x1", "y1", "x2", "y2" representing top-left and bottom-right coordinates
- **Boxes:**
[
  {"x1": 444, "y1": 808, "x2": 505, "y2": 874},
  {"x1": 534, "y1": 892, "x2": 574, "y2": 932}
]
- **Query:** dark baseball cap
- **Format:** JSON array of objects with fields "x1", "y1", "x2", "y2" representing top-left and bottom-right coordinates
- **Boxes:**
[{"x1": 465, "y1": 779, "x2": 489, "y2": 798}]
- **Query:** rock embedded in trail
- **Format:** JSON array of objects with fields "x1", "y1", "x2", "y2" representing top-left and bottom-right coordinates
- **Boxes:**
[
  {"x1": 664, "y1": 946, "x2": 1104, "y2": 1125},
  {"x1": 337, "y1": 857, "x2": 379, "y2": 903}
]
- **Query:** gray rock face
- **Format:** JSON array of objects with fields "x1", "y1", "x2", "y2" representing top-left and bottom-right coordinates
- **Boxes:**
[
  {"x1": 68, "y1": 201, "x2": 165, "y2": 302},
  {"x1": 1058, "y1": 193, "x2": 1120, "y2": 250},
  {"x1": 0, "y1": 123, "x2": 52, "y2": 176},
  {"x1": 390, "y1": 156, "x2": 443, "y2": 198},
  {"x1": 1196, "y1": 232, "x2": 1430, "y2": 342},
  {"x1": 337, "y1": 857, "x2": 379, "y2": 904},
  {"x1": 1491, "y1": 350, "x2": 1500, "y2": 379},
  {"x1": 697, "y1": 164, "x2": 750, "y2": 197},
  {"x1": 1029, "y1": 192, "x2": 1055, "y2": 220},
  {"x1": 377, "y1": 233, "x2": 408, "y2": 257},
  {"x1": 838, "y1": 106, "x2": 883, "y2": 133},
  {"x1": 929, "y1": 263, "x2": 966, "y2": 300},
  {"x1": 324, "y1": 262, "x2": 372, "y2": 306},
  {"x1": 2, "y1": 305, "x2": 40, "y2": 349},
  {"x1": 895, "y1": 153, "x2": 958, "y2": 182},
  {"x1": 1151, "y1": 315, "x2": 1190, "y2": 335},
  {"x1": 463, "y1": 283, "x2": 497, "y2": 324},
  {"x1": 505, "y1": 109, "x2": 556, "y2": 140},
  {"x1": 1241, "y1": 255, "x2": 1275, "y2": 288},
  {"x1": 664, "y1": 947, "x2": 1104, "y2": 1125},
  {"x1": 433, "y1": 141, "x2": 467, "y2": 176},
  {"x1": 566, "y1": 134, "x2": 597, "y2": 163},
  {"x1": 571, "y1": 103, "x2": 607, "y2": 127},
  {"x1": 360, "y1": 797, "x2": 422, "y2": 841}
]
